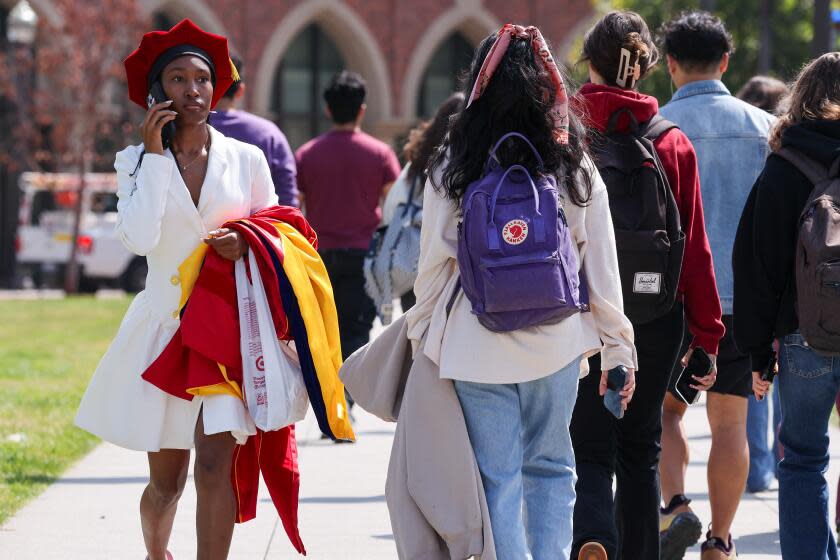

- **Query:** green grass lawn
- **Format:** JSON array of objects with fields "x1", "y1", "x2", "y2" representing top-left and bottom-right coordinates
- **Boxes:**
[{"x1": 0, "y1": 296, "x2": 130, "y2": 524}]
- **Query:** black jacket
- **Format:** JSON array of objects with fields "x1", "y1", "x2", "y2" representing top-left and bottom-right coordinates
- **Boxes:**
[{"x1": 733, "y1": 120, "x2": 840, "y2": 370}]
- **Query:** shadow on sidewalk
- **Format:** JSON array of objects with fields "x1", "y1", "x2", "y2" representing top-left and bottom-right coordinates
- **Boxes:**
[
  {"x1": 262, "y1": 494, "x2": 386, "y2": 505},
  {"x1": 52, "y1": 476, "x2": 152, "y2": 485},
  {"x1": 733, "y1": 530, "x2": 780, "y2": 553}
]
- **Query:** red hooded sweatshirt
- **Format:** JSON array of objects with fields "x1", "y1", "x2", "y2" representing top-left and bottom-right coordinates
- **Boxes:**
[{"x1": 575, "y1": 83, "x2": 724, "y2": 354}]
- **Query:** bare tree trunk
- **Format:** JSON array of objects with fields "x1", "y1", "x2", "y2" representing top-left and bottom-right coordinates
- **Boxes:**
[
  {"x1": 64, "y1": 152, "x2": 86, "y2": 294},
  {"x1": 758, "y1": 0, "x2": 774, "y2": 74},
  {"x1": 813, "y1": 0, "x2": 832, "y2": 56}
]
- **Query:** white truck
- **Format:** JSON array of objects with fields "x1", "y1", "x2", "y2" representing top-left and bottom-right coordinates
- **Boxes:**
[{"x1": 15, "y1": 172, "x2": 146, "y2": 292}]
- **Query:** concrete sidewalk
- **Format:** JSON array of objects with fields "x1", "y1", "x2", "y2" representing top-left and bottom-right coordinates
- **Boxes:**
[{"x1": 1, "y1": 395, "x2": 837, "y2": 558}]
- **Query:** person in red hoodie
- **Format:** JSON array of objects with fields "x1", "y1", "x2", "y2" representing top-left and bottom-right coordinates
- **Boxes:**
[{"x1": 569, "y1": 12, "x2": 724, "y2": 560}]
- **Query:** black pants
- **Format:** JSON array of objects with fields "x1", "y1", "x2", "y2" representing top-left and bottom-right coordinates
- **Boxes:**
[
  {"x1": 570, "y1": 304, "x2": 685, "y2": 560},
  {"x1": 400, "y1": 290, "x2": 416, "y2": 312},
  {"x1": 320, "y1": 249, "x2": 376, "y2": 361}
]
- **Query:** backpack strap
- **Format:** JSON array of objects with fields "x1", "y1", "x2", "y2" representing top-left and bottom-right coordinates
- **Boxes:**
[
  {"x1": 829, "y1": 155, "x2": 840, "y2": 178},
  {"x1": 640, "y1": 114, "x2": 678, "y2": 143},
  {"x1": 606, "y1": 107, "x2": 640, "y2": 135},
  {"x1": 776, "y1": 147, "x2": 830, "y2": 186},
  {"x1": 489, "y1": 132, "x2": 545, "y2": 170},
  {"x1": 400, "y1": 174, "x2": 422, "y2": 218},
  {"x1": 640, "y1": 114, "x2": 682, "y2": 236}
]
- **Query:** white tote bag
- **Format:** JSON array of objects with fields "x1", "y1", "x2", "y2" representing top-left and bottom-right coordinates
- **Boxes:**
[{"x1": 235, "y1": 253, "x2": 309, "y2": 431}]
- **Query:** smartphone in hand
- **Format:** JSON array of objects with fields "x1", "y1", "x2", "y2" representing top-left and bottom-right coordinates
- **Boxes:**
[
  {"x1": 674, "y1": 347, "x2": 713, "y2": 405},
  {"x1": 146, "y1": 81, "x2": 175, "y2": 149},
  {"x1": 761, "y1": 354, "x2": 777, "y2": 383},
  {"x1": 604, "y1": 365, "x2": 628, "y2": 419},
  {"x1": 757, "y1": 353, "x2": 778, "y2": 401}
]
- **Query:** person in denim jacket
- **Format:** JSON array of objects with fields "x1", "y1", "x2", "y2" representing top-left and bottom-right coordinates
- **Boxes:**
[
  {"x1": 734, "y1": 52, "x2": 840, "y2": 560},
  {"x1": 656, "y1": 11, "x2": 774, "y2": 560}
]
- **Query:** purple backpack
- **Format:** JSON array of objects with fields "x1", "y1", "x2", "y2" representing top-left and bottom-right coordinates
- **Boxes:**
[{"x1": 457, "y1": 132, "x2": 588, "y2": 332}]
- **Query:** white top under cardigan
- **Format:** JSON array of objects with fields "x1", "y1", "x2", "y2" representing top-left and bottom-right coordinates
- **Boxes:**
[
  {"x1": 405, "y1": 156, "x2": 638, "y2": 384},
  {"x1": 74, "y1": 126, "x2": 279, "y2": 451}
]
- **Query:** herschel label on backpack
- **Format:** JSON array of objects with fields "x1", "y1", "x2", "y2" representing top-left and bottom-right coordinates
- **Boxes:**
[
  {"x1": 591, "y1": 111, "x2": 686, "y2": 325},
  {"x1": 457, "y1": 132, "x2": 588, "y2": 332},
  {"x1": 776, "y1": 148, "x2": 840, "y2": 355},
  {"x1": 633, "y1": 272, "x2": 662, "y2": 294}
]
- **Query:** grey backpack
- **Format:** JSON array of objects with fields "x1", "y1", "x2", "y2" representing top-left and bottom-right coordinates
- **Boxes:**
[
  {"x1": 364, "y1": 176, "x2": 423, "y2": 324},
  {"x1": 777, "y1": 148, "x2": 840, "y2": 354}
]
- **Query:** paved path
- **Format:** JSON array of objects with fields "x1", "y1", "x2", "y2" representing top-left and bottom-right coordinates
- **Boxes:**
[
  {"x1": 2, "y1": 390, "x2": 837, "y2": 558},
  {"x1": 0, "y1": 289, "x2": 125, "y2": 300}
]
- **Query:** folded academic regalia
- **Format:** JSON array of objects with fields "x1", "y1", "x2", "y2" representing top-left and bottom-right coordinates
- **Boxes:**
[
  {"x1": 141, "y1": 206, "x2": 354, "y2": 555},
  {"x1": 230, "y1": 218, "x2": 352, "y2": 441}
]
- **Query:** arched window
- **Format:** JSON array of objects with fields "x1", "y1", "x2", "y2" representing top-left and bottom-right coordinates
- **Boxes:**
[
  {"x1": 417, "y1": 33, "x2": 473, "y2": 118},
  {"x1": 272, "y1": 24, "x2": 345, "y2": 149}
]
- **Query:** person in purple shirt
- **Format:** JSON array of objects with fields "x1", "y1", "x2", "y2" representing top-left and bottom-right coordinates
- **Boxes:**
[
  {"x1": 296, "y1": 71, "x2": 400, "y2": 387},
  {"x1": 211, "y1": 56, "x2": 299, "y2": 206}
]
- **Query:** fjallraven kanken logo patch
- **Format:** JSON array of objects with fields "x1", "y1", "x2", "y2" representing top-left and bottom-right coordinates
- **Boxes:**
[
  {"x1": 633, "y1": 272, "x2": 661, "y2": 294},
  {"x1": 502, "y1": 220, "x2": 529, "y2": 245}
]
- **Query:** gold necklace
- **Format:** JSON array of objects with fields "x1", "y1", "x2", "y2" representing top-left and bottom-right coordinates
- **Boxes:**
[{"x1": 174, "y1": 131, "x2": 210, "y2": 172}]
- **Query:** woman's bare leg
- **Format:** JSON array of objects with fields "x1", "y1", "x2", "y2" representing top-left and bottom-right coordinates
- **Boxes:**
[
  {"x1": 142, "y1": 449, "x2": 190, "y2": 560},
  {"x1": 194, "y1": 409, "x2": 237, "y2": 560}
]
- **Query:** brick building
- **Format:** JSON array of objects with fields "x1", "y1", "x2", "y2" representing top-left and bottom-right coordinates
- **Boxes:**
[
  {"x1": 145, "y1": 0, "x2": 595, "y2": 147},
  {"x1": 3, "y1": 0, "x2": 594, "y2": 145},
  {"x1": 0, "y1": 0, "x2": 594, "y2": 285}
]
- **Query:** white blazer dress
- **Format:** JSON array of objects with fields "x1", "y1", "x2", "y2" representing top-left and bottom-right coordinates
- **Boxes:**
[{"x1": 75, "y1": 126, "x2": 278, "y2": 452}]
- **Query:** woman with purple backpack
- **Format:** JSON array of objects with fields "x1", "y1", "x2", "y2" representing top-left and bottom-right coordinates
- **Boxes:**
[
  {"x1": 569, "y1": 12, "x2": 724, "y2": 560},
  {"x1": 406, "y1": 24, "x2": 637, "y2": 560}
]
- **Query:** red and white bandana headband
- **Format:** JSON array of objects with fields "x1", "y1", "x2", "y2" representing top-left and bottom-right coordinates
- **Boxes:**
[{"x1": 466, "y1": 24, "x2": 570, "y2": 145}]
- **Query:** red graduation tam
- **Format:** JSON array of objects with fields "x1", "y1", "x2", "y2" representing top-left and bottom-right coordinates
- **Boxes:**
[{"x1": 124, "y1": 18, "x2": 239, "y2": 110}]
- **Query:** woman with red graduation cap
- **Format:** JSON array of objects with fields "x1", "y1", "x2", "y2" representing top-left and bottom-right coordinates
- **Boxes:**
[{"x1": 74, "y1": 19, "x2": 279, "y2": 559}]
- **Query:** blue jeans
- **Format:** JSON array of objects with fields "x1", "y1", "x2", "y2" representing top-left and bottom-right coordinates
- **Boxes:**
[
  {"x1": 454, "y1": 358, "x2": 580, "y2": 560},
  {"x1": 747, "y1": 387, "x2": 779, "y2": 491},
  {"x1": 778, "y1": 333, "x2": 840, "y2": 560}
]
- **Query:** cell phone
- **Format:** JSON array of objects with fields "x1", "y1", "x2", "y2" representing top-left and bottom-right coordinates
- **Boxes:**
[
  {"x1": 757, "y1": 353, "x2": 778, "y2": 401},
  {"x1": 674, "y1": 347, "x2": 713, "y2": 405},
  {"x1": 604, "y1": 365, "x2": 628, "y2": 419},
  {"x1": 761, "y1": 354, "x2": 777, "y2": 384},
  {"x1": 146, "y1": 81, "x2": 175, "y2": 149}
]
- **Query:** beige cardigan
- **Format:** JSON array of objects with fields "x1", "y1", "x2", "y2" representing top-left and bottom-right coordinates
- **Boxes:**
[{"x1": 405, "y1": 157, "x2": 638, "y2": 383}]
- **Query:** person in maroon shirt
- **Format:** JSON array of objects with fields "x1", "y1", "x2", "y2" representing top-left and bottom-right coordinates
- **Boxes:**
[{"x1": 295, "y1": 71, "x2": 401, "y2": 380}]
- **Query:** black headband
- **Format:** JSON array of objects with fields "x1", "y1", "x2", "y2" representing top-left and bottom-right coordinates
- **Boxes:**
[{"x1": 147, "y1": 44, "x2": 216, "y2": 88}]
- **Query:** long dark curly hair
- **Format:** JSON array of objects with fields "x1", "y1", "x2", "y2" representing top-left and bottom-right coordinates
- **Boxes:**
[
  {"x1": 429, "y1": 31, "x2": 592, "y2": 207},
  {"x1": 405, "y1": 92, "x2": 465, "y2": 184}
]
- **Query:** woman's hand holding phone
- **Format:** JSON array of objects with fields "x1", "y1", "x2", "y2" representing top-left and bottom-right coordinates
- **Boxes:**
[
  {"x1": 141, "y1": 100, "x2": 177, "y2": 155},
  {"x1": 681, "y1": 347, "x2": 718, "y2": 391},
  {"x1": 752, "y1": 354, "x2": 777, "y2": 400},
  {"x1": 600, "y1": 365, "x2": 637, "y2": 409},
  {"x1": 752, "y1": 371, "x2": 771, "y2": 400}
]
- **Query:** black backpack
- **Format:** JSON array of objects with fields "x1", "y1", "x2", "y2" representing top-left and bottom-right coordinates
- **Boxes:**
[
  {"x1": 591, "y1": 109, "x2": 686, "y2": 324},
  {"x1": 776, "y1": 148, "x2": 840, "y2": 354}
]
